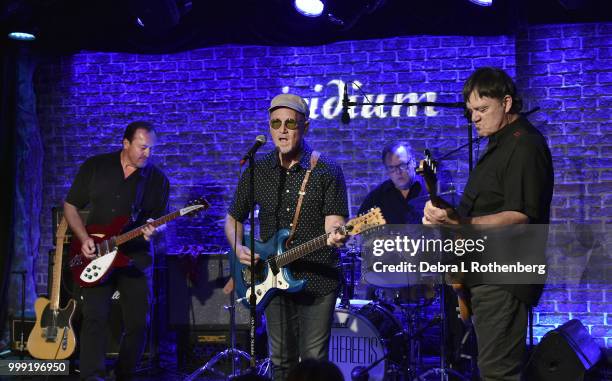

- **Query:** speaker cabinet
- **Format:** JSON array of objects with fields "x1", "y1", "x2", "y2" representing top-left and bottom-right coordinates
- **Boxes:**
[
  {"x1": 525, "y1": 319, "x2": 602, "y2": 381},
  {"x1": 166, "y1": 254, "x2": 250, "y2": 327}
]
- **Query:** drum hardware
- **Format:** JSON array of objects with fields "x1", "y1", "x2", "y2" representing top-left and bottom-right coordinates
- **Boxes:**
[
  {"x1": 331, "y1": 302, "x2": 411, "y2": 381},
  {"x1": 338, "y1": 246, "x2": 360, "y2": 308},
  {"x1": 350, "y1": 315, "x2": 442, "y2": 381},
  {"x1": 416, "y1": 283, "x2": 471, "y2": 381}
]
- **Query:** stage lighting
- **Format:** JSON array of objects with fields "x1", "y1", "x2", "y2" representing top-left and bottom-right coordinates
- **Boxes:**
[
  {"x1": 8, "y1": 32, "x2": 36, "y2": 41},
  {"x1": 468, "y1": 0, "x2": 493, "y2": 6},
  {"x1": 294, "y1": 0, "x2": 325, "y2": 17}
]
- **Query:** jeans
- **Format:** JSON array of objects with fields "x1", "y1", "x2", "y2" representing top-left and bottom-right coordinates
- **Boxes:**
[
  {"x1": 264, "y1": 291, "x2": 337, "y2": 381},
  {"x1": 470, "y1": 285, "x2": 528, "y2": 381}
]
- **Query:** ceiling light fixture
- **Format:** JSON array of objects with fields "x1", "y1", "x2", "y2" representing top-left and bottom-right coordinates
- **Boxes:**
[
  {"x1": 468, "y1": 0, "x2": 493, "y2": 6},
  {"x1": 294, "y1": 0, "x2": 325, "y2": 17},
  {"x1": 8, "y1": 31, "x2": 36, "y2": 41}
]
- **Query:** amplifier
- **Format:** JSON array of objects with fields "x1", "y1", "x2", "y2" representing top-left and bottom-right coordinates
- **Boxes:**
[
  {"x1": 166, "y1": 254, "x2": 250, "y2": 327},
  {"x1": 51, "y1": 206, "x2": 89, "y2": 243},
  {"x1": 176, "y1": 326, "x2": 252, "y2": 373},
  {"x1": 10, "y1": 317, "x2": 36, "y2": 353}
]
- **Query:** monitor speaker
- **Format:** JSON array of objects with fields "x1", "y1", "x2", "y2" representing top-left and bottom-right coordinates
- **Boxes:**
[{"x1": 525, "y1": 319, "x2": 602, "y2": 381}]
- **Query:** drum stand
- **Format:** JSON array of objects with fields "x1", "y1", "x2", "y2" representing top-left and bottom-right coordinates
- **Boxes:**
[
  {"x1": 415, "y1": 284, "x2": 470, "y2": 381},
  {"x1": 350, "y1": 317, "x2": 441, "y2": 381},
  {"x1": 338, "y1": 246, "x2": 359, "y2": 308},
  {"x1": 185, "y1": 281, "x2": 258, "y2": 381}
]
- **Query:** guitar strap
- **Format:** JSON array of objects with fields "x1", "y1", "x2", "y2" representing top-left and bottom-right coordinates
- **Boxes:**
[
  {"x1": 286, "y1": 150, "x2": 320, "y2": 248},
  {"x1": 131, "y1": 164, "x2": 151, "y2": 223}
]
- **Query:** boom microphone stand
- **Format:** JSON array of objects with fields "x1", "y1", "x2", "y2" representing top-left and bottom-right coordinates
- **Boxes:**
[{"x1": 341, "y1": 83, "x2": 472, "y2": 168}]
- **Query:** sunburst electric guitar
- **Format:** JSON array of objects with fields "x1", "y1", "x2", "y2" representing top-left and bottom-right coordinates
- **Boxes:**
[
  {"x1": 69, "y1": 197, "x2": 209, "y2": 287},
  {"x1": 416, "y1": 150, "x2": 472, "y2": 324},
  {"x1": 229, "y1": 208, "x2": 386, "y2": 312},
  {"x1": 27, "y1": 217, "x2": 77, "y2": 359}
]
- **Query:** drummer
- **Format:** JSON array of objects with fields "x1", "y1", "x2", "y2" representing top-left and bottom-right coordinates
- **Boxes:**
[
  {"x1": 358, "y1": 142, "x2": 423, "y2": 224},
  {"x1": 358, "y1": 142, "x2": 431, "y2": 302}
]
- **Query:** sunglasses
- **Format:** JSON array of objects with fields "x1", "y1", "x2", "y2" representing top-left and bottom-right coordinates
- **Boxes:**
[{"x1": 269, "y1": 118, "x2": 302, "y2": 130}]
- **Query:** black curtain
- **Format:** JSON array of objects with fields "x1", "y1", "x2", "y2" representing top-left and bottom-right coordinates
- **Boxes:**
[
  {"x1": 0, "y1": 38, "x2": 41, "y2": 348},
  {"x1": 0, "y1": 39, "x2": 18, "y2": 347}
]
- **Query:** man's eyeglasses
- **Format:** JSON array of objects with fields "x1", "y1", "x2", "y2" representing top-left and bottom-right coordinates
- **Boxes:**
[
  {"x1": 270, "y1": 118, "x2": 302, "y2": 130},
  {"x1": 385, "y1": 163, "x2": 411, "y2": 174}
]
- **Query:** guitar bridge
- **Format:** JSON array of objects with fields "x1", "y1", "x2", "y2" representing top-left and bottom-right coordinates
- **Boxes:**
[{"x1": 43, "y1": 326, "x2": 58, "y2": 342}]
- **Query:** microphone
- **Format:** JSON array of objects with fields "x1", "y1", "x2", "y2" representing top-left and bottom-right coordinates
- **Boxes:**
[
  {"x1": 239, "y1": 135, "x2": 267, "y2": 166},
  {"x1": 341, "y1": 83, "x2": 350, "y2": 124}
]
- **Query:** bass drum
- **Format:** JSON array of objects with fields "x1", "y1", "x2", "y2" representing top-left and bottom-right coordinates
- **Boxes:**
[{"x1": 329, "y1": 303, "x2": 408, "y2": 381}]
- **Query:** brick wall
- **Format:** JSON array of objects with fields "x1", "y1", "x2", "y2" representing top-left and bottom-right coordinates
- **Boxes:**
[{"x1": 34, "y1": 22, "x2": 611, "y2": 346}]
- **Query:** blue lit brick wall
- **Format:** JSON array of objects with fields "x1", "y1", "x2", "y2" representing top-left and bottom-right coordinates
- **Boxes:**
[{"x1": 34, "y1": 22, "x2": 611, "y2": 346}]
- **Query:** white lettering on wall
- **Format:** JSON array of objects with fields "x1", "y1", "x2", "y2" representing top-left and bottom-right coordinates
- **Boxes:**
[{"x1": 285, "y1": 79, "x2": 440, "y2": 121}]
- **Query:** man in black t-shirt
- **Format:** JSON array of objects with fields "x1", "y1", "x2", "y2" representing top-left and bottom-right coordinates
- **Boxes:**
[
  {"x1": 358, "y1": 142, "x2": 430, "y2": 299},
  {"x1": 64, "y1": 121, "x2": 169, "y2": 381},
  {"x1": 358, "y1": 142, "x2": 423, "y2": 224},
  {"x1": 423, "y1": 68, "x2": 554, "y2": 380},
  {"x1": 225, "y1": 94, "x2": 348, "y2": 381}
]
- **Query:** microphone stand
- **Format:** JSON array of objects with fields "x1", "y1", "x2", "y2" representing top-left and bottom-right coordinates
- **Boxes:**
[
  {"x1": 344, "y1": 91, "x2": 541, "y2": 174},
  {"x1": 248, "y1": 153, "x2": 257, "y2": 372},
  {"x1": 343, "y1": 97, "x2": 471, "y2": 171}
]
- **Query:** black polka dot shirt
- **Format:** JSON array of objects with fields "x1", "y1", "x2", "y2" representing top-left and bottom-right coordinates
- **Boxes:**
[{"x1": 228, "y1": 143, "x2": 349, "y2": 296}]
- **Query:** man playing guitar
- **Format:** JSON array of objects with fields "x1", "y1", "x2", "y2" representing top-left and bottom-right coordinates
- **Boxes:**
[
  {"x1": 64, "y1": 121, "x2": 169, "y2": 380},
  {"x1": 423, "y1": 67, "x2": 554, "y2": 381},
  {"x1": 225, "y1": 94, "x2": 347, "y2": 380}
]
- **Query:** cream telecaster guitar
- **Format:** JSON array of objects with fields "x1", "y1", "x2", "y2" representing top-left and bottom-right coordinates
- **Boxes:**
[{"x1": 27, "y1": 217, "x2": 77, "y2": 359}]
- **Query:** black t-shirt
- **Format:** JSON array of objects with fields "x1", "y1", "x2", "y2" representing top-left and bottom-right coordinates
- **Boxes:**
[
  {"x1": 228, "y1": 143, "x2": 349, "y2": 296},
  {"x1": 457, "y1": 117, "x2": 554, "y2": 305},
  {"x1": 66, "y1": 150, "x2": 170, "y2": 266},
  {"x1": 458, "y1": 117, "x2": 553, "y2": 223},
  {"x1": 358, "y1": 180, "x2": 424, "y2": 224}
]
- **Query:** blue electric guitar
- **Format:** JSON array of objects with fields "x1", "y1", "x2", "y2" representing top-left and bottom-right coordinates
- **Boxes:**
[{"x1": 228, "y1": 208, "x2": 386, "y2": 312}]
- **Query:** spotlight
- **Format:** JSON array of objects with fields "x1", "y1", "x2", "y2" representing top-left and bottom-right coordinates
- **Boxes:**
[
  {"x1": 294, "y1": 0, "x2": 325, "y2": 17},
  {"x1": 468, "y1": 0, "x2": 493, "y2": 6},
  {"x1": 8, "y1": 32, "x2": 36, "y2": 41}
]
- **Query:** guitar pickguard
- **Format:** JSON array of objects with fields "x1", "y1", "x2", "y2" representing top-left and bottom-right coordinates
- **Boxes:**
[
  {"x1": 79, "y1": 250, "x2": 117, "y2": 284},
  {"x1": 244, "y1": 263, "x2": 292, "y2": 306}
]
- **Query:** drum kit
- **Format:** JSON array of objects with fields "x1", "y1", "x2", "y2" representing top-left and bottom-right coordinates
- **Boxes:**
[
  {"x1": 332, "y1": 245, "x2": 476, "y2": 381},
  {"x1": 187, "y1": 246, "x2": 476, "y2": 381}
]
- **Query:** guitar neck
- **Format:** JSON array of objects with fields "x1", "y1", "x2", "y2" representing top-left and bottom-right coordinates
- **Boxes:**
[
  {"x1": 114, "y1": 210, "x2": 180, "y2": 245},
  {"x1": 274, "y1": 233, "x2": 330, "y2": 268},
  {"x1": 50, "y1": 218, "x2": 69, "y2": 310}
]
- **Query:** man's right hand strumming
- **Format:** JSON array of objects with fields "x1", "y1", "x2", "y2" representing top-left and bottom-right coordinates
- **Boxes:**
[
  {"x1": 235, "y1": 244, "x2": 260, "y2": 266},
  {"x1": 81, "y1": 237, "x2": 97, "y2": 259}
]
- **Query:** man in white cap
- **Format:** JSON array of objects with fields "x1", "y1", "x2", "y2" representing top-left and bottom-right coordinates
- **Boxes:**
[{"x1": 225, "y1": 94, "x2": 348, "y2": 380}]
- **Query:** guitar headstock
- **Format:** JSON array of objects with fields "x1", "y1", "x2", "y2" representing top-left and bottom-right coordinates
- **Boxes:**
[
  {"x1": 180, "y1": 197, "x2": 211, "y2": 217},
  {"x1": 345, "y1": 207, "x2": 386, "y2": 236},
  {"x1": 416, "y1": 149, "x2": 438, "y2": 198}
]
